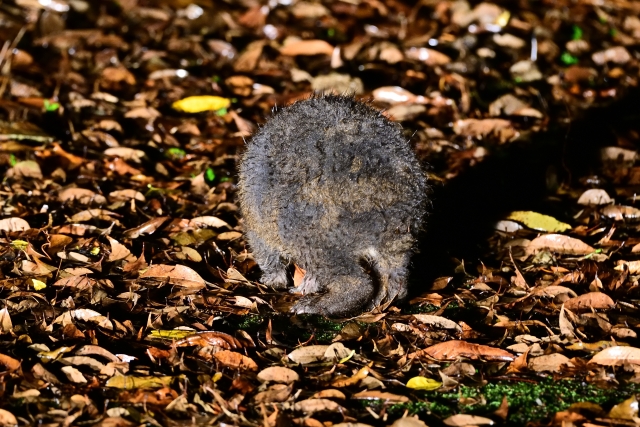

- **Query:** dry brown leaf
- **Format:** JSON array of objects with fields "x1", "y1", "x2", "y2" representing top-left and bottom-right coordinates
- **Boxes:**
[
  {"x1": 107, "y1": 236, "x2": 131, "y2": 261},
  {"x1": 443, "y1": 414, "x2": 495, "y2": 426},
  {"x1": 528, "y1": 353, "x2": 574, "y2": 373},
  {"x1": 140, "y1": 264, "x2": 205, "y2": 289},
  {"x1": 411, "y1": 340, "x2": 514, "y2": 361},
  {"x1": 175, "y1": 331, "x2": 242, "y2": 349},
  {"x1": 213, "y1": 350, "x2": 258, "y2": 371},
  {"x1": 53, "y1": 276, "x2": 96, "y2": 291},
  {"x1": 59, "y1": 188, "x2": 107, "y2": 205},
  {"x1": 109, "y1": 189, "x2": 146, "y2": 202},
  {"x1": 0, "y1": 217, "x2": 30, "y2": 232},
  {"x1": 453, "y1": 118, "x2": 518, "y2": 143},
  {"x1": 293, "y1": 398, "x2": 343, "y2": 415},
  {"x1": 526, "y1": 234, "x2": 594, "y2": 255},
  {"x1": 405, "y1": 47, "x2": 451, "y2": 66},
  {"x1": 0, "y1": 409, "x2": 18, "y2": 427},
  {"x1": 104, "y1": 147, "x2": 146, "y2": 163},
  {"x1": 601, "y1": 205, "x2": 640, "y2": 221},
  {"x1": 577, "y1": 189, "x2": 612, "y2": 206},
  {"x1": 412, "y1": 314, "x2": 462, "y2": 331},
  {"x1": 280, "y1": 39, "x2": 334, "y2": 56},
  {"x1": 253, "y1": 384, "x2": 293, "y2": 403},
  {"x1": 351, "y1": 390, "x2": 410, "y2": 403},
  {"x1": 123, "y1": 217, "x2": 169, "y2": 239},
  {"x1": 0, "y1": 353, "x2": 21, "y2": 372},
  {"x1": 564, "y1": 292, "x2": 615, "y2": 311},
  {"x1": 257, "y1": 366, "x2": 299, "y2": 384},
  {"x1": 590, "y1": 346, "x2": 640, "y2": 366}
]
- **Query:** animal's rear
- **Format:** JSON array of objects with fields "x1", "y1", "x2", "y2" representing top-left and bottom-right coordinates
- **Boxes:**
[{"x1": 238, "y1": 94, "x2": 427, "y2": 317}]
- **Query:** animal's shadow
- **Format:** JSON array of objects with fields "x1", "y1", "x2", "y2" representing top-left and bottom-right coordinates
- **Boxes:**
[{"x1": 409, "y1": 86, "x2": 640, "y2": 291}]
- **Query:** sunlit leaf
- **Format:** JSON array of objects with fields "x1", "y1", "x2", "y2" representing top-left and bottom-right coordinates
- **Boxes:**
[
  {"x1": 172, "y1": 95, "x2": 231, "y2": 113},
  {"x1": 406, "y1": 376, "x2": 442, "y2": 390}
]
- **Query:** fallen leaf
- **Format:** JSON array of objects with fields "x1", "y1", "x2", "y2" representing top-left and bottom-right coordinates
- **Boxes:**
[
  {"x1": 280, "y1": 39, "x2": 334, "y2": 56},
  {"x1": 507, "y1": 211, "x2": 571, "y2": 233},
  {"x1": 406, "y1": 376, "x2": 442, "y2": 390},
  {"x1": 257, "y1": 366, "x2": 299, "y2": 384},
  {"x1": 563, "y1": 292, "x2": 615, "y2": 311},
  {"x1": 0, "y1": 217, "x2": 30, "y2": 232},
  {"x1": 526, "y1": 234, "x2": 594, "y2": 255},
  {"x1": 577, "y1": 189, "x2": 613, "y2": 205},
  {"x1": 411, "y1": 341, "x2": 514, "y2": 362},
  {"x1": 140, "y1": 264, "x2": 205, "y2": 289},
  {"x1": 213, "y1": 350, "x2": 258, "y2": 371},
  {"x1": 591, "y1": 346, "x2": 640, "y2": 366}
]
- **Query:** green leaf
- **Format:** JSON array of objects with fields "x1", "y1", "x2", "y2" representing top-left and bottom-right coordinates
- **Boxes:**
[
  {"x1": 166, "y1": 147, "x2": 186, "y2": 160},
  {"x1": 561, "y1": 51, "x2": 579, "y2": 65},
  {"x1": 572, "y1": 25, "x2": 583, "y2": 41},
  {"x1": 9, "y1": 154, "x2": 17, "y2": 166},
  {"x1": 406, "y1": 376, "x2": 442, "y2": 390},
  {"x1": 205, "y1": 168, "x2": 215, "y2": 182},
  {"x1": 43, "y1": 99, "x2": 60, "y2": 112}
]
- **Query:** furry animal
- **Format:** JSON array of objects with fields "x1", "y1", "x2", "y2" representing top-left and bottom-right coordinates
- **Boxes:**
[{"x1": 237, "y1": 94, "x2": 427, "y2": 317}]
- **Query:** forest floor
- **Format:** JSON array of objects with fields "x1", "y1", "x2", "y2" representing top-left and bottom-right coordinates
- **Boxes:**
[{"x1": 1, "y1": 0, "x2": 640, "y2": 426}]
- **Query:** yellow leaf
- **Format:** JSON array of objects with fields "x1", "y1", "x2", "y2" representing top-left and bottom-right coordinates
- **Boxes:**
[
  {"x1": 11, "y1": 240, "x2": 28, "y2": 251},
  {"x1": 32, "y1": 279, "x2": 47, "y2": 291},
  {"x1": 172, "y1": 96, "x2": 230, "y2": 113},
  {"x1": 507, "y1": 211, "x2": 571, "y2": 233},
  {"x1": 406, "y1": 376, "x2": 442, "y2": 390},
  {"x1": 339, "y1": 349, "x2": 356, "y2": 364},
  {"x1": 147, "y1": 329, "x2": 194, "y2": 340}
]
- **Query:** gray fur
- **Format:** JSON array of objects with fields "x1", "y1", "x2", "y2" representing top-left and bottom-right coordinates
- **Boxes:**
[{"x1": 237, "y1": 94, "x2": 427, "y2": 317}]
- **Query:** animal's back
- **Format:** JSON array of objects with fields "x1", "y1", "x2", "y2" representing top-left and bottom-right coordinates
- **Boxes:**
[{"x1": 238, "y1": 94, "x2": 427, "y2": 316}]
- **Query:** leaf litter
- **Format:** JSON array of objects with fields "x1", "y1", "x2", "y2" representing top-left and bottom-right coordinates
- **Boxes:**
[{"x1": 0, "y1": 0, "x2": 639, "y2": 426}]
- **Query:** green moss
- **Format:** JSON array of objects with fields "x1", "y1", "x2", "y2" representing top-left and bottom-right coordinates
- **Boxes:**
[
  {"x1": 236, "y1": 315, "x2": 265, "y2": 330},
  {"x1": 385, "y1": 378, "x2": 640, "y2": 425}
]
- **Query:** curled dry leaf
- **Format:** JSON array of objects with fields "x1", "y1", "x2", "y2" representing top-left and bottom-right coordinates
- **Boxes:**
[
  {"x1": 563, "y1": 292, "x2": 615, "y2": 311},
  {"x1": 213, "y1": 350, "x2": 258, "y2": 371},
  {"x1": 123, "y1": 216, "x2": 169, "y2": 239},
  {"x1": 175, "y1": 331, "x2": 243, "y2": 349},
  {"x1": 107, "y1": 236, "x2": 131, "y2": 261},
  {"x1": 616, "y1": 260, "x2": 640, "y2": 274},
  {"x1": 411, "y1": 340, "x2": 514, "y2": 362},
  {"x1": 257, "y1": 366, "x2": 299, "y2": 384},
  {"x1": 280, "y1": 39, "x2": 334, "y2": 56},
  {"x1": 525, "y1": 234, "x2": 594, "y2": 256},
  {"x1": 601, "y1": 205, "x2": 640, "y2": 221},
  {"x1": 371, "y1": 86, "x2": 427, "y2": 104},
  {"x1": 590, "y1": 346, "x2": 640, "y2": 366},
  {"x1": 0, "y1": 217, "x2": 30, "y2": 232},
  {"x1": 577, "y1": 189, "x2": 612, "y2": 206}
]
